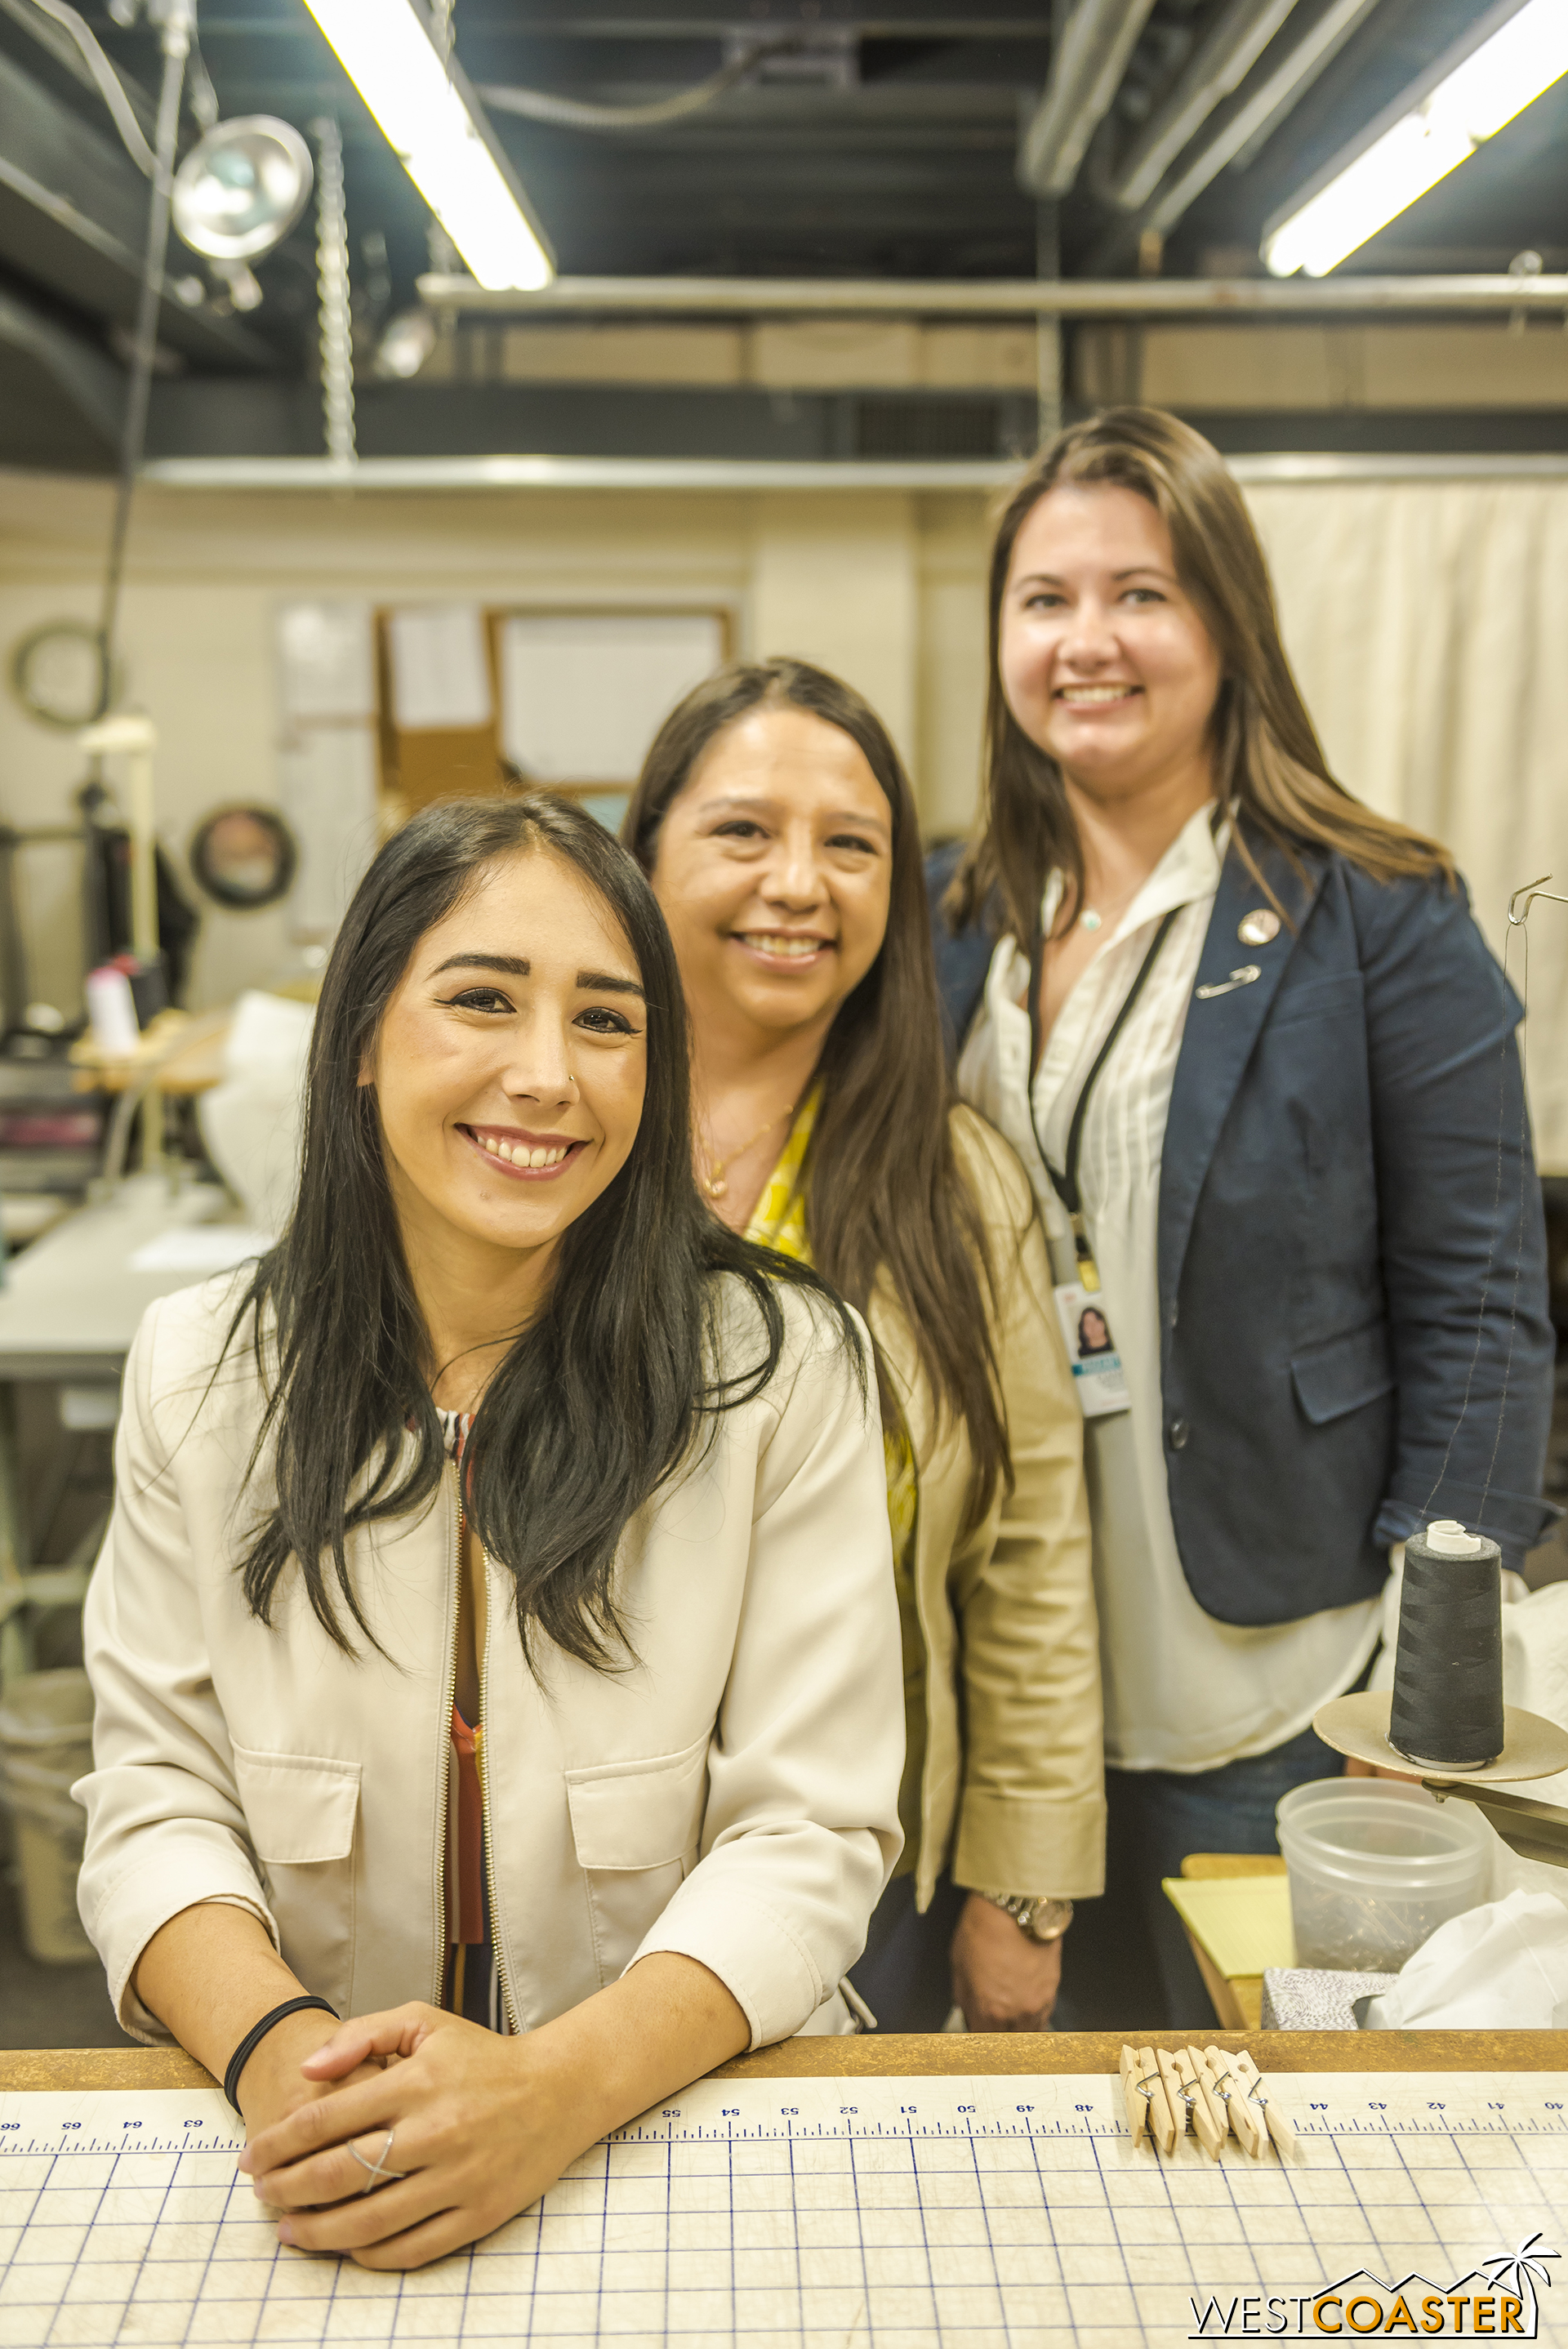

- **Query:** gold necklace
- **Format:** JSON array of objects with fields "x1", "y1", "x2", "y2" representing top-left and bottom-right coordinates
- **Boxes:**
[{"x1": 699, "y1": 1102, "x2": 795, "y2": 1201}]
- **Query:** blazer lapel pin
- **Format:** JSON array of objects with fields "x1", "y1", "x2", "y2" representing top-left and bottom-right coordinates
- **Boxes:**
[
  {"x1": 1196, "y1": 964, "x2": 1261, "y2": 1001},
  {"x1": 1238, "y1": 907, "x2": 1281, "y2": 945}
]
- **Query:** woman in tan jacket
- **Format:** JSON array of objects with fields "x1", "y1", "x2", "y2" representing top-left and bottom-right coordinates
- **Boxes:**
[{"x1": 624, "y1": 657, "x2": 1104, "y2": 2031}]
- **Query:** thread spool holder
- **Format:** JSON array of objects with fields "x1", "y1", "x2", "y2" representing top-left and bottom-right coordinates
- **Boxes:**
[{"x1": 1312, "y1": 1691, "x2": 1568, "y2": 1866}]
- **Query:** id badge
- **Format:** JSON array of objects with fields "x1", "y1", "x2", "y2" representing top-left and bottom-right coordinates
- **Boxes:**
[{"x1": 1054, "y1": 1281, "x2": 1132, "y2": 1419}]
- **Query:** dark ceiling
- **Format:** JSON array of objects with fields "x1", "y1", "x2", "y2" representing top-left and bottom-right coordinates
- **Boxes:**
[{"x1": 1, "y1": 0, "x2": 1565, "y2": 470}]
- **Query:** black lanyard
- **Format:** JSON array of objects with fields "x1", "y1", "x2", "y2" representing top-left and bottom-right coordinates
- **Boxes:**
[{"x1": 1027, "y1": 906, "x2": 1179, "y2": 1294}]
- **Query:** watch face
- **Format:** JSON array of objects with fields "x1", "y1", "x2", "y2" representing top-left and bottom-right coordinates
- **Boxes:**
[{"x1": 9, "y1": 622, "x2": 110, "y2": 729}]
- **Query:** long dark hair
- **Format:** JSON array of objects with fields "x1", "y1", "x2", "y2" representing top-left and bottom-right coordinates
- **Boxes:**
[
  {"x1": 947, "y1": 407, "x2": 1454, "y2": 945},
  {"x1": 231, "y1": 792, "x2": 855, "y2": 1666},
  {"x1": 623, "y1": 657, "x2": 1009, "y2": 1532}
]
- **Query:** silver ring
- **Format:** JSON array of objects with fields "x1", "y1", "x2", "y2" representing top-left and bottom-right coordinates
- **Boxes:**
[{"x1": 348, "y1": 2128, "x2": 405, "y2": 2194}]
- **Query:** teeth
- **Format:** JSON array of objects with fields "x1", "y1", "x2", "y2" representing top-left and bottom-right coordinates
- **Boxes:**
[
  {"x1": 746, "y1": 934, "x2": 822, "y2": 957},
  {"x1": 476, "y1": 1134, "x2": 568, "y2": 1168},
  {"x1": 1060, "y1": 685, "x2": 1135, "y2": 702}
]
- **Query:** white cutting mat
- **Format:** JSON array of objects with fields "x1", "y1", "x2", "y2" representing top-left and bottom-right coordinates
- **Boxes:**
[{"x1": 2, "y1": 2071, "x2": 1565, "y2": 2346}]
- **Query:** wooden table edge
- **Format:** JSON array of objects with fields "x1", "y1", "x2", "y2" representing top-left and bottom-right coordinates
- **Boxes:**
[{"x1": 6, "y1": 2030, "x2": 1566, "y2": 2094}]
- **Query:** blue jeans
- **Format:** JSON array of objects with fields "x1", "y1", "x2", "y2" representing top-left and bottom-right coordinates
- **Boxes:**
[
  {"x1": 1052, "y1": 1716, "x2": 1346, "y2": 2031},
  {"x1": 848, "y1": 1872, "x2": 964, "y2": 2034}
]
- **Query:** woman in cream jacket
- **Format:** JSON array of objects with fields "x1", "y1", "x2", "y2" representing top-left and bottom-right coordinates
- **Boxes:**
[
  {"x1": 625, "y1": 657, "x2": 1104, "y2": 2033},
  {"x1": 76, "y1": 792, "x2": 902, "y2": 2271}
]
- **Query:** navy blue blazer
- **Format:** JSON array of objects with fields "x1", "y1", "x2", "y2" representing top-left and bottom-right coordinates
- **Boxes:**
[{"x1": 928, "y1": 830, "x2": 1556, "y2": 1620}]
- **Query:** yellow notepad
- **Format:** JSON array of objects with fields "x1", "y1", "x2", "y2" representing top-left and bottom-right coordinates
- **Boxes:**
[{"x1": 1161, "y1": 1874, "x2": 1298, "y2": 1976}]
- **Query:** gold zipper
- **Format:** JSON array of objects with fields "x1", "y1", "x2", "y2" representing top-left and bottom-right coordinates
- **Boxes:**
[
  {"x1": 478, "y1": 1539, "x2": 523, "y2": 2038},
  {"x1": 430, "y1": 1469, "x2": 460, "y2": 2005}
]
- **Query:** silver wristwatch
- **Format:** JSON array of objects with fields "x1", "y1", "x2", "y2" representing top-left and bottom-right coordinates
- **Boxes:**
[{"x1": 984, "y1": 1893, "x2": 1074, "y2": 1944}]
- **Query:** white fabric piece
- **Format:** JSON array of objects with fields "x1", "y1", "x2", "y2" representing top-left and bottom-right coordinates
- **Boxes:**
[
  {"x1": 1358, "y1": 1889, "x2": 1568, "y2": 2029},
  {"x1": 957, "y1": 802, "x2": 1380, "y2": 1772},
  {"x1": 195, "y1": 990, "x2": 312, "y2": 1237},
  {"x1": 1245, "y1": 480, "x2": 1568, "y2": 1171}
]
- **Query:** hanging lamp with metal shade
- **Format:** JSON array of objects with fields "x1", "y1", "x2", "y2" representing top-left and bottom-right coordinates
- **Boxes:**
[{"x1": 171, "y1": 115, "x2": 314, "y2": 263}]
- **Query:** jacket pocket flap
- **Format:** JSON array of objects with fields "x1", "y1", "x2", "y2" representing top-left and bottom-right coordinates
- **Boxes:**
[
  {"x1": 565, "y1": 1734, "x2": 710, "y2": 1871},
  {"x1": 232, "y1": 1744, "x2": 362, "y2": 1865},
  {"x1": 1290, "y1": 1321, "x2": 1395, "y2": 1428}
]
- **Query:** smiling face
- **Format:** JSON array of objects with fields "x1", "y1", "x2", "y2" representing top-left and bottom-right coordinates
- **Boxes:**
[
  {"x1": 368, "y1": 845, "x2": 648, "y2": 1277},
  {"x1": 648, "y1": 702, "x2": 893, "y2": 1046},
  {"x1": 999, "y1": 482, "x2": 1223, "y2": 806}
]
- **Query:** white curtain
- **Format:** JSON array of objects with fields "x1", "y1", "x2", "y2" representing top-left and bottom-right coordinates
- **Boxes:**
[{"x1": 1245, "y1": 481, "x2": 1568, "y2": 1172}]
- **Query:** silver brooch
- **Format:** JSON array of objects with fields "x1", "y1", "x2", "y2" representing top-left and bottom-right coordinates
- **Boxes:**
[{"x1": 1238, "y1": 907, "x2": 1281, "y2": 946}]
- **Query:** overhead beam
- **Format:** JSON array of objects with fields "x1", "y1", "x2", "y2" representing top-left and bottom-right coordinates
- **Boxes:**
[
  {"x1": 1018, "y1": 0, "x2": 1157, "y2": 197},
  {"x1": 0, "y1": 48, "x2": 273, "y2": 369},
  {"x1": 136, "y1": 450, "x2": 1568, "y2": 493},
  {"x1": 418, "y1": 271, "x2": 1568, "y2": 317},
  {"x1": 0, "y1": 277, "x2": 123, "y2": 447},
  {"x1": 0, "y1": 0, "x2": 158, "y2": 145}
]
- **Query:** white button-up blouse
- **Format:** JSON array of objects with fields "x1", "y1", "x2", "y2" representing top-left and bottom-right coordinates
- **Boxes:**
[{"x1": 957, "y1": 803, "x2": 1380, "y2": 1772}]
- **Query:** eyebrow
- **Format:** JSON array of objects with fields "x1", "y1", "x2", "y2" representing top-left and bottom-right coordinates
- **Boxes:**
[
  {"x1": 699, "y1": 792, "x2": 890, "y2": 834},
  {"x1": 429, "y1": 952, "x2": 645, "y2": 999},
  {"x1": 1016, "y1": 565, "x2": 1175, "y2": 586}
]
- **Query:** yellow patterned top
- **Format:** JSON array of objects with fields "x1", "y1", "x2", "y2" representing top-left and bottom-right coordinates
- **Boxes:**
[{"x1": 746, "y1": 1088, "x2": 923, "y2": 1869}]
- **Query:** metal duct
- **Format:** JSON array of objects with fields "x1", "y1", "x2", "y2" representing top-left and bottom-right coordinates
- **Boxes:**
[
  {"x1": 1094, "y1": 0, "x2": 1385, "y2": 259},
  {"x1": 1106, "y1": 0, "x2": 1301, "y2": 211},
  {"x1": 1018, "y1": 0, "x2": 1158, "y2": 198}
]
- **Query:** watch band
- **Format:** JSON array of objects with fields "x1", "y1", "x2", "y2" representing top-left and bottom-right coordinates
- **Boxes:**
[{"x1": 983, "y1": 1893, "x2": 1075, "y2": 1944}]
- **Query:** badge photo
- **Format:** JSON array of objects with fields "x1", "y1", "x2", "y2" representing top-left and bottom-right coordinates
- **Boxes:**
[{"x1": 1054, "y1": 1281, "x2": 1132, "y2": 1418}]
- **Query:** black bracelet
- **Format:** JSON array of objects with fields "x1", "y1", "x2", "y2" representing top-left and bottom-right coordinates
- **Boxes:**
[{"x1": 223, "y1": 1995, "x2": 340, "y2": 2112}]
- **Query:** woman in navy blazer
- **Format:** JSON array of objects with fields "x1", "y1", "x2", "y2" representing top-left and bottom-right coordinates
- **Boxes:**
[{"x1": 932, "y1": 408, "x2": 1553, "y2": 2027}]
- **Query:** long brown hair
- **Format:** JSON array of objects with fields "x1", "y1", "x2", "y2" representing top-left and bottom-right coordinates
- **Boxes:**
[
  {"x1": 947, "y1": 406, "x2": 1454, "y2": 945},
  {"x1": 625, "y1": 657, "x2": 1009, "y2": 1531}
]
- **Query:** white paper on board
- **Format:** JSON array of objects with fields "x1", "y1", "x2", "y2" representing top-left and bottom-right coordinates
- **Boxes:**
[
  {"x1": 500, "y1": 611, "x2": 724, "y2": 783},
  {"x1": 274, "y1": 601, "x2": 376, "y2": 720},
  {"x1": 386, "y1": 604, "x2": 492, "y2": 730}
]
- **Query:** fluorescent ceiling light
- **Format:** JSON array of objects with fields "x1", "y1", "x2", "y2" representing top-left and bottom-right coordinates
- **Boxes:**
[
  {"x1": 300, "y1": 0, "x2": 552, "y2": 289},
  {"x1": 1263, "y1": 0, "x2": 1568, "y2": 277}
]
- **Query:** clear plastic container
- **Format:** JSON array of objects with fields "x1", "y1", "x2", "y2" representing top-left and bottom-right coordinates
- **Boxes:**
[
  {"x1": 0, "y1": 1668, "x2": 95, "y2": 1963},
  {"x1": 1276, "y1": 1776, "x2": 1490, "y2": 1973}
]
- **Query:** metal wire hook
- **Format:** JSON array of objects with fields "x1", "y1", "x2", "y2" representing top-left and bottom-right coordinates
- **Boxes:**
[{"x1": 1508, "y1": 876, "x2": 1568, "y2": 927}]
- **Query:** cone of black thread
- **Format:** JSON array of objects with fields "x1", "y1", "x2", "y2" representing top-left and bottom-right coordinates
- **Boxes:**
[{"x1": 1388, "y1": 1522, "x2": 1504, "y2": 1769}]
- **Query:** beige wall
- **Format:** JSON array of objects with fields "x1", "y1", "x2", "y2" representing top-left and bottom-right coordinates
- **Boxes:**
[
  {"x1": 0, "y1": 471, "x2": 996, "y2": 1011},
  {"x1": 11, "y1": 466, "x2": 1565, "y2": 1157}
]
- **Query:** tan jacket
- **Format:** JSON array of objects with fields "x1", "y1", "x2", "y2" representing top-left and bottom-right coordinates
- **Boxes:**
[
  {"x1": 868, "y1": 1108, "x2": 1103, "y2": 1910},
  {"x1": 75, "y1": 1276, "x2": 903, "y2": 2048}
]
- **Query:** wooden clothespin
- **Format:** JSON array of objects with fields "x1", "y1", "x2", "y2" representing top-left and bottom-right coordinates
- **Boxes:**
[
  {"x1": 1119, "y1": 2044, "x2": 1148, "y2": 2143},
  {"x1": 1202, "y1": 2045, "x2": 1266, "y2": 2160},
  {"x1": 1156, "y1": 2047, "x2": 1191, "y2": 2147},
  {"x1": 1232, "y1": 2049, "x2": 1300, "y2": 2162},
  {"x1": 1174, "y1": 2048, "x2": 1224, "y2": 2160},
  {"x1": 1136, "y1": 2043, "x2": 1178, "y2": 2155}
]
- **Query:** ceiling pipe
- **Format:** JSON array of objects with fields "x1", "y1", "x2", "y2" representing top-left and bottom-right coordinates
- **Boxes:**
[
  {"x1": 415, "y1": 271, "x2": 1568, "y2": 318},
  {"x1": 1225, "y1": 0, "x2": 1386, "y2": 177},
  {"x1": 1018, "y1": 0, "x2": 1158, "y2": 198},
  {"x1": 1143, "y1": 0, "x2": 1385, "y2": 234},
  {"x1": 136, "y1": 452, "x2": 1568, "y2": 495},
  {"x1": 1104, "y1": 0, "x2": 1301, "y2": 211},
  {"x1": 1084, "y1": 0, "x2": 1385, "y2": 270}
]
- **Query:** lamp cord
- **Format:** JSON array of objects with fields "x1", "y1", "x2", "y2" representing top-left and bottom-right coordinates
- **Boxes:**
[{"x1": 96, "y1": 6, "x2": 189, "y2": 712}]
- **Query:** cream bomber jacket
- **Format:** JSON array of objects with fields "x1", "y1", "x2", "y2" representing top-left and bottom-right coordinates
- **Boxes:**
[
  {"x1": 75, "y1": 1276, "x2": 904, "y2": 2050},
  {"x1": 870, "y1": 1110, "x2": 1104, "y2": 1911}
]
